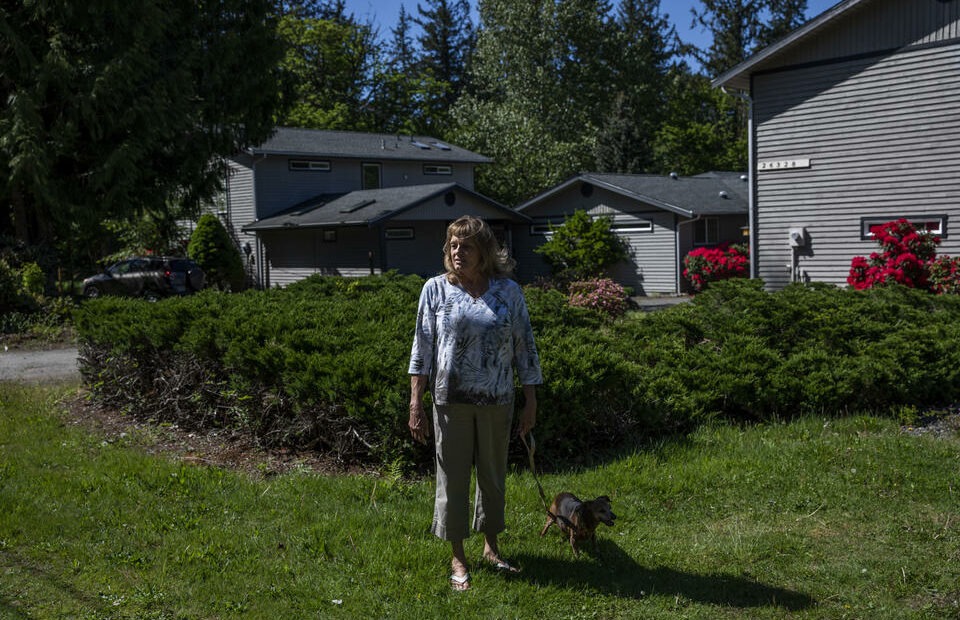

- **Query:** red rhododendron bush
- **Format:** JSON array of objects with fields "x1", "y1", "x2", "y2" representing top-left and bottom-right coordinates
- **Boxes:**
[
  {"x1": 683, "y1": 243, "x2": 749, "y2": 292},
  {"x1": 848, "y1": 219, "x2": 960, "y2": 294}
]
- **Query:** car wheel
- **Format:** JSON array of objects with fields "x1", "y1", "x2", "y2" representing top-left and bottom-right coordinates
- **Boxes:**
[
  {"x1": 143, "y1": 289, "x2": 161, "y2": 303},
  {"x1": 83, "y1": 285, "x2": 101, "y2": 298}
]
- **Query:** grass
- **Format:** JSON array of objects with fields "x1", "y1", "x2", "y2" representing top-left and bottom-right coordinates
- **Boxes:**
[{"x1": 1, "y1": 382, "x2": 958, "y2": 619}]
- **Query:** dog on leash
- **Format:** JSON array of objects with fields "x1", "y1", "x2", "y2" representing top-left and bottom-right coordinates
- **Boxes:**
[{"x1": 539, "y1": 492, "x2": 616, "y2": 556}]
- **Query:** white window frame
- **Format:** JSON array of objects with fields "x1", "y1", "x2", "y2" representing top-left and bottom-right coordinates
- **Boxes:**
[
  {"x1": 861, "y1": 215, "x2": 947, "y2": 239},
  {"x1": 288, "y1": 159, "x2": 330, "y2": 172},
  {"x1": 611, "y1": 220, "x2": 653, "y2": 234},
  {"x1": 423, "y1": 164, "x2": 452, "y2": 175}
]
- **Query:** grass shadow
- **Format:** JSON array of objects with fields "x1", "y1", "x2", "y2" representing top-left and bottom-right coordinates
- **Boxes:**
[{"x1": 511, "y1": 539, "x2": 816, "y2": 611}]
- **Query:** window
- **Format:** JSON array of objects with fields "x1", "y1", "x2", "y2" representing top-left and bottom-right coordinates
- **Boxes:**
[
  {"x1": 612, "y1": 220, "x2": 653, "y2": 234},
  {"x1": 362, "y1": 163, "x2": 381, "y2": 190},
  {"x1": 289, "y1": 159, "x2": 330, "y2": 172},
  {"x1": 423, "y1": 164, "x2": 452, "y2": 175},
  {"x1": 322, "y1": 230, "x2": 337, "y2": 243},
  {"x1": 694, "y1": 217, "x2": 719, "y2": 245},
  {"x1": 385, "y1": 227, "x2": 414, "y2": 240},
  {"x1": 530, "y1": 223, "x2": 555, "y2": 236},
  {"x1": 861, "y1": 215, "x2": 947, "y2": 239}
]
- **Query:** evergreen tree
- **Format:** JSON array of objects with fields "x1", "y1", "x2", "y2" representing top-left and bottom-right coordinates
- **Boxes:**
[
  {"x1": 594, "y1": 0, "x2": 675, "y2": 173},
  {"x1": 0, "y1": 0, "x2": 284, "y2": 269},
  {"x1": 691, "y1": 0, "x2": 762, "y2": 78},
  {"x1": 413, "y1": 0, "x2": 475, "y2": 134},
  {"x1": 757, "y1": 0, "x2": 808, "y2": 48},
  {"x1": 188, "y1": 214, "x2": 245, "y2": 291},
  {"x1": 691, "y1": 0, "x2": 808, "y2": 77},
  {"x1": 374, "y1": 5, "x2": 446, "y2": 134}
]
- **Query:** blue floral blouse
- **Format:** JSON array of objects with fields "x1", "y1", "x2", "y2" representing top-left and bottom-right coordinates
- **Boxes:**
[{"x1": 408, "y1": 275, "x2": 543, "y2": 406}]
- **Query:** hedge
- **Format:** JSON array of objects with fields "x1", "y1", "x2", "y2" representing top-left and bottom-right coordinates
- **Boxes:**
[{"x1": 74, "y1": 275, "x2": 960, "y2": 472}]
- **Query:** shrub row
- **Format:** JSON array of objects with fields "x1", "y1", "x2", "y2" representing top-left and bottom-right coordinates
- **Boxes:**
[{"x1": 74, "y1": 276, "x2": 960, "y2": 472}]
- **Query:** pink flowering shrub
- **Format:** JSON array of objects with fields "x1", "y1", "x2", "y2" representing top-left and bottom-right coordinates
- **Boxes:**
[
  {"x1": 847, "y1": 218, "x2": 960, "y2": 293},
  {"x1": 682, "y1": 243, "x2": 749, "y2": 292},
  {"x1": 568, "y1": 278, "x2": 628, "y2": 319}
]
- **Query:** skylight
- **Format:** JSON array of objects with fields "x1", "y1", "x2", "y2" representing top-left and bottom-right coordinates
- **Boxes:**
[
  {"x1": 339, "y1": 199, "x2": 375, "y2": 213},
  {"x1": 411, "y1": 140, "x2": 431, "y2": 149}
]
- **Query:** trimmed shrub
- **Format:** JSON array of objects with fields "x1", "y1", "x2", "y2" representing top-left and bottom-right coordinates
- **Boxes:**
[
  {"x1": 188, "y1": 213, "x2": 245, "y2": 291},
  {"x1": 74, "y1": 275, "x2": 960, "y2": 472}
]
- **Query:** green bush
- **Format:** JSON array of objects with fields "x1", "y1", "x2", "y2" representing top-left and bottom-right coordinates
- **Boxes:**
[
  {"x1": 74, "y1": 276, "x2": 960, "y2": 472},
  {"x1": 188, "y1": 213, "x2": 245, "y2": 291},
  {"x1": 0, "y1": 259, "x2": 19, "y2": 312},
  {"x1": 534, "y1": 210, "x2": 628, "y2": 281}
]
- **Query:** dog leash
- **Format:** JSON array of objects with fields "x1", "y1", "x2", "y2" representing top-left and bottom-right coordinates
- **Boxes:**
[{"x1": 520, "y1": 432, "x2": 579, "y2": 532}]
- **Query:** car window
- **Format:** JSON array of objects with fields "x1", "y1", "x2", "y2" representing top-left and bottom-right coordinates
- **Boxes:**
[
  {"x1": 109, "y1": 262, "x2": 131, "y2": 275},
  {"x1": 168, "y1": 259, "x2": 194, "y2": 272},
  {"x1": 130, "y1": 259, "x2": 149, "y2": 272}
]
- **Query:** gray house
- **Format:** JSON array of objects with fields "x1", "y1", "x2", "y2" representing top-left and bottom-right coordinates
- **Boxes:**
[
  {"x1": 217, "y1": 127, "x2": 527, "y2": 287},
  {"x1": 715, "y1": 0, "x2": 960, "y2": 290},
  {"x1": 513, "y1": 172, "x2": 749, "y2": 294}
]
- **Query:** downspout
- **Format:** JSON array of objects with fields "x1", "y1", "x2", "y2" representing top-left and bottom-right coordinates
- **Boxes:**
[
  {"x1": 723, "y1": 86, "x2": 756, "y2": 280},
  {"x1": 676, "y1": 214, "x2": 702, "y2": 294},
  {"x1": 250, "y1": 153, "x2": 267, "y2": 288}
]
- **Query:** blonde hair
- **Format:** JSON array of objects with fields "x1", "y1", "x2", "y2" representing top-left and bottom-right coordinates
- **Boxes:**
[{"x1": 443, "y1": 216, "x2": 515, "y2": 284}]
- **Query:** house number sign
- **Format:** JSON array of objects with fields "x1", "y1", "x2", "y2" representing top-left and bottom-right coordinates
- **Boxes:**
[{"x1": 758, "y1": 158, "x2": 811, "y2": 171}]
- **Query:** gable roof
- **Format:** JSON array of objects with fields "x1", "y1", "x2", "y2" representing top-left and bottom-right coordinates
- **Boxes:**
[
  {"x1": 516, "y1": 172, "x2": 749, "y2": 219},
  {"x1": 247, "y1": 127, "x2": 493, "y2": 164},
  {"x1": 242, "y1": 183, "x2": 528, "y2": 231},
  {"x1": 714, "y1": 0, "x2": 866, "y2": 91}
]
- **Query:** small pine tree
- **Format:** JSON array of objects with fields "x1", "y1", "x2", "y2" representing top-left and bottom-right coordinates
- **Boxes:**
[{"x1": 188, "y1": 214, "x2": 245, "y2": 291}]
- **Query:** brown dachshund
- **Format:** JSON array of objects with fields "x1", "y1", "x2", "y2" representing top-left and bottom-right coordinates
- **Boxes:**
[{"x1": 539, "y1": 492, "x2": 616, "y2": 556}]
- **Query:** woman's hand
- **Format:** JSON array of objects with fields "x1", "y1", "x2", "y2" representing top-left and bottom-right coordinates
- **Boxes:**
[
  {"x1": 409, "y1": 374, "x2": 430, "y2": 445},
  {"x1": 408, "y1": 402, "x2": 430, "y2": 445}
]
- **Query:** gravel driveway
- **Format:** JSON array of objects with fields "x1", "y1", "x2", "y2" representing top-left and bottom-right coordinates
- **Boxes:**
[{"x1": 0, "y1": 346, "x2": 81, "y2": 383}]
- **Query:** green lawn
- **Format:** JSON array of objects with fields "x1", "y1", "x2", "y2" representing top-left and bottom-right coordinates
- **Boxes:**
[{"x1": 1, "y1": 382, "x2": 957, "y2": 619}]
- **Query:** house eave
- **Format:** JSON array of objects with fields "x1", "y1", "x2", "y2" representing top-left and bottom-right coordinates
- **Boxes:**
[{"x1": 713, "y1": 0, "x2": 868, "y2": 91}]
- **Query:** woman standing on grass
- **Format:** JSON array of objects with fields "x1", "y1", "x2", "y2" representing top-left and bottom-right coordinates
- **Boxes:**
[{"x1": 408, "y1": 215, "x2": 542, "y2": 592}]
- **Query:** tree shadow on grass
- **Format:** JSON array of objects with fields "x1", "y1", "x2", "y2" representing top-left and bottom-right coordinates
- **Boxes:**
[{"x1": 511, "y1": 539, "x2": 816, "y2": 611}]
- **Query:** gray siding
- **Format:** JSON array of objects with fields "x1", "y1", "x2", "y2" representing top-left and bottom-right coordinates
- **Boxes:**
[
  {"x1": 384, "y1": 221, "x2": 448, "y2": 277},
  {"x1": 261, "y1": 227, "x2": 382, "y2": 287},
  {"x1": 252, "y1": 156, "x2": 475, "y2": 220},
  {"x1": 753, "y1": 41, "x2": 960, "y2": 289},
  {"x1": 515, "y1": 185, "x2": 680, "y2": 294},
  {"x1": 769, "y1": 0, "x2": 960, "y2": 70}
]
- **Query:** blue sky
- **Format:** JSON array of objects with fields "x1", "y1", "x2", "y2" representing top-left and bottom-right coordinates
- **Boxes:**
[{"x1": 342, "y1": 0, "x2": 839, "y2": 63}]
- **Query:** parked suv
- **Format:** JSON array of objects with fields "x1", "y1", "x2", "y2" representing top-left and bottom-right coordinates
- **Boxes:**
[{"x1": 82, "y1": 257, "x2": 206, "y2": 301}]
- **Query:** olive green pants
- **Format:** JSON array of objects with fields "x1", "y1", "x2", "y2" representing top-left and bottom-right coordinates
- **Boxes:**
[{"x1": 430, "y1": 402, "x2": 513, "y2": 541}]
